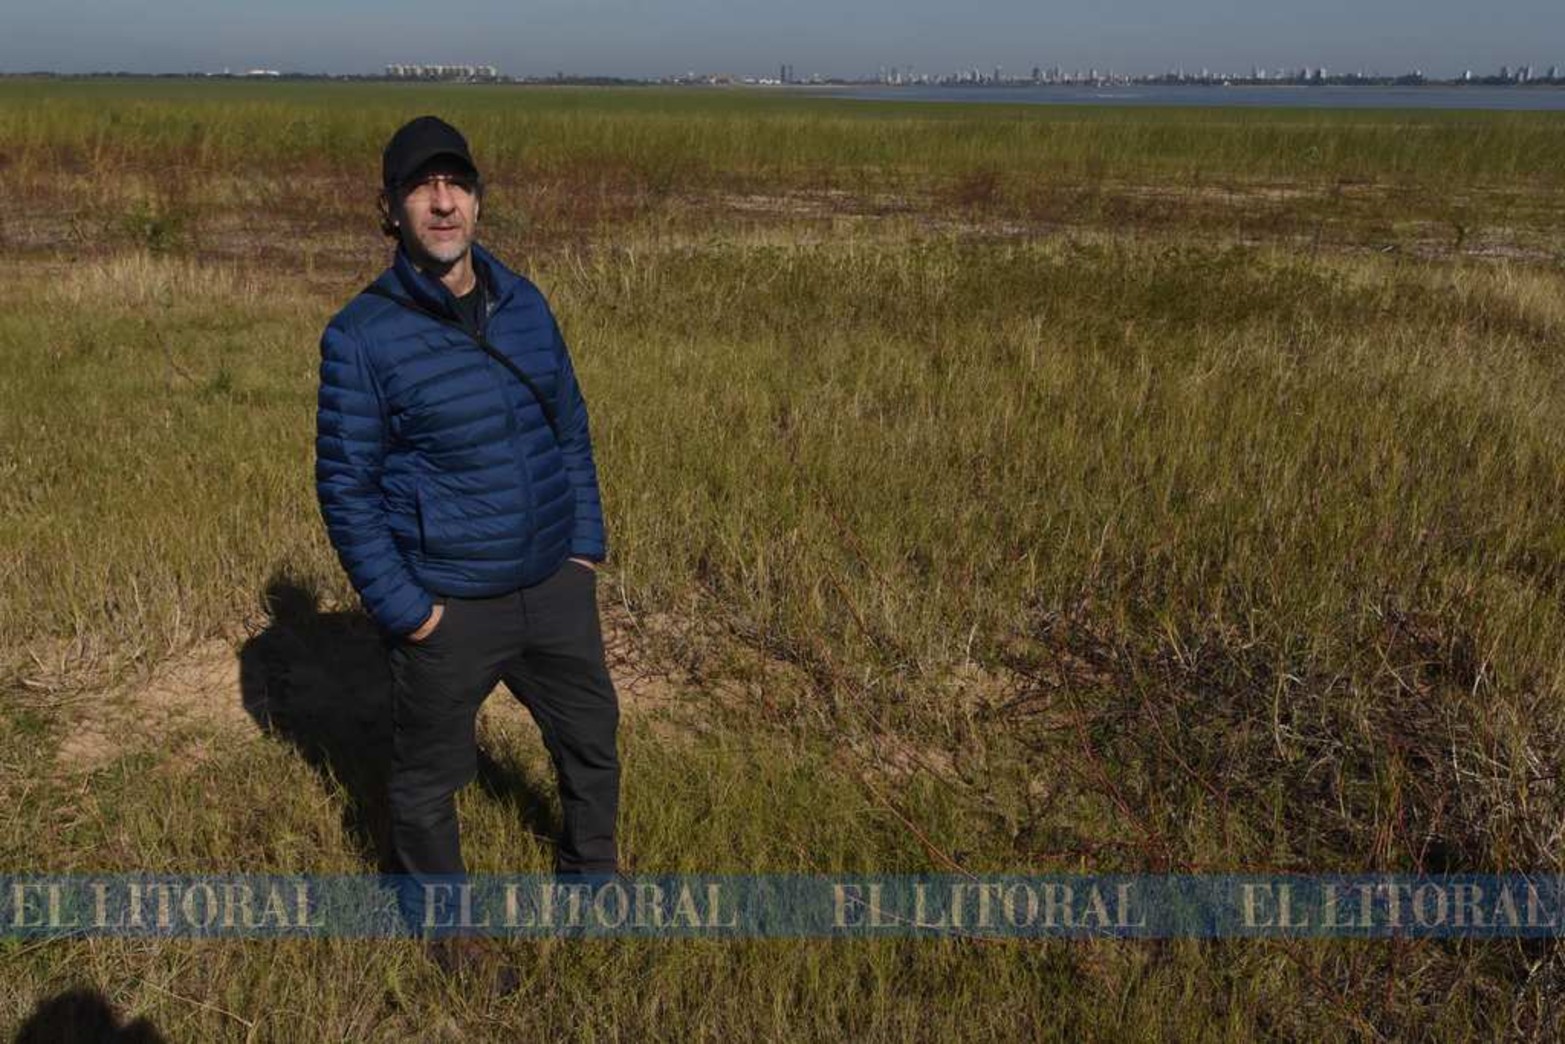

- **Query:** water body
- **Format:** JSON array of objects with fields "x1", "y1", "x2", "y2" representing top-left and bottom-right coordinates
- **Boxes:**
[{"x1": 817, "y1": 84, "x2": 1565, "y2": 112}]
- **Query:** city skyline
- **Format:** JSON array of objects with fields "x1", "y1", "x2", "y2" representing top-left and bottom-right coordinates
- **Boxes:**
[
  {"x1": 11, "y1": 59, "x2": 1565, "y2": 88},
  {"x1": 362, "y1": 61, "x2": 1562, "y2": 87},
  {"x1": 5, "y1": 0, "x2": 1563, "y2": 82}
]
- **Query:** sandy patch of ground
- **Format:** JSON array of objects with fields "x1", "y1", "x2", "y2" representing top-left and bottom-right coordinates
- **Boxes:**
[
  {"x1": 47, "y1": 602, "x2": 698, "y2": 777},
  {"x1": 51, "y1": 636, "x2": 255, "y2": 772}
]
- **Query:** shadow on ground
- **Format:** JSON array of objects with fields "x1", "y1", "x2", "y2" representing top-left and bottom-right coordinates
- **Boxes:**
[
  {"x1": 238, "y1": 574, "x2": 558, "y2": 871},
  {"x1": 13, "y1": 987, "x2": 166, "y2": 1043}
]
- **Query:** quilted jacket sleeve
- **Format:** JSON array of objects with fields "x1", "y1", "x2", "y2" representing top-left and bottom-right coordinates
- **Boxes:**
[
  {"x1": 551, "y1": 318, "x2": 608, "y2": 563},
  {"x1": 315, "y1": 315, "x2": 434, "y2": 636}
]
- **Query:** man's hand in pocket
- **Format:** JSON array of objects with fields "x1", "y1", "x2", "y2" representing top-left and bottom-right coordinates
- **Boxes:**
[{"x1": 408, "y1": 603, "x2": 445, "y2": 642}]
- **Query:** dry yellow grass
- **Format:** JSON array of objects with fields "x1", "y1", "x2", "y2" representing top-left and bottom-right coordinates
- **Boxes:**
[{"x1": 3, "y1": 80, "x2": 1565, "y2": 1040}]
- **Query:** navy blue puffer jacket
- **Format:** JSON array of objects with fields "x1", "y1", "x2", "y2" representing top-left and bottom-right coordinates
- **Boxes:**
[{"x1": 315, "y1": 242, "x2": 606, "y2": 637}]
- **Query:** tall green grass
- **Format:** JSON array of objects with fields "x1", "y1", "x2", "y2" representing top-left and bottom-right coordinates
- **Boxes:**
[
  {"x1": 3, "y1": 80, "x2": 1564, "y2": 262},
  {"x1": 4, "y1": 79, "x2": 1564, "y2": 185}
]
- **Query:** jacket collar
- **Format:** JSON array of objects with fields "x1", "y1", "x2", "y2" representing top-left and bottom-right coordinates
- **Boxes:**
[{"x1": 379, "y1": 241, "x2": 522, "y2": 317}]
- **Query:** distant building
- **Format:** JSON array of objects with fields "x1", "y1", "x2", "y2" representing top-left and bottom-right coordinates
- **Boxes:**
[{"x1": 384, "y1": 64, "x2": 500, "y2": 82}]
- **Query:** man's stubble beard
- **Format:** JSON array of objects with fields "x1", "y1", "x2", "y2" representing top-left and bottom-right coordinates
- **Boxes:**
[{"x1": 413, "y1": 232, "x2": 473, "y2": 267}]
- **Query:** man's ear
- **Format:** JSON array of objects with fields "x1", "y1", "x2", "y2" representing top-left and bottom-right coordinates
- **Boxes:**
[{"x1": 377, "y1": 189, "x2": 402, "y2": 237}]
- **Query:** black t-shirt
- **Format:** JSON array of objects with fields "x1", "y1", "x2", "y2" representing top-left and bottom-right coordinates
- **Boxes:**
[{"x1": 451, "y1": 278, "x2": 486, "y2": 336}]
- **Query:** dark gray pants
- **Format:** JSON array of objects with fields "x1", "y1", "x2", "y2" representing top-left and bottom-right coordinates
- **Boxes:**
[{"x1": 384, "y1": 559, "x2": 620, "y2": 926}]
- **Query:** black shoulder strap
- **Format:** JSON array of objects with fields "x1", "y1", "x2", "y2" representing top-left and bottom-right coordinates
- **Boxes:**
[{"x1": 361, "y1": 283, "x2": 561, "y2": 440}]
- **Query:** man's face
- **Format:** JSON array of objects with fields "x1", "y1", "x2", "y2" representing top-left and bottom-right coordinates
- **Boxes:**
[{"x1": 392, "y1": 158, "x2": 480, "y2": 266}]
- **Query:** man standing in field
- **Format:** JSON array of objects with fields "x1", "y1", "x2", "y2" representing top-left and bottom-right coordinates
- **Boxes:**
[{"x1": 314, "y1": 116, "x2": 619, "y2": 984}]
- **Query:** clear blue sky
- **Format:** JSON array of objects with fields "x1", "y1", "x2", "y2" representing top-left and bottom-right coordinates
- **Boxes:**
[{"x1": 6, "y1": 0, "x2": 1562, "y2": 79}]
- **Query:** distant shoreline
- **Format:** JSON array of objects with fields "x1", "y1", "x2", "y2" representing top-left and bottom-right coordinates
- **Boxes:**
[
  {"x1": 1, "y1": 72, "x2": 1563, "y2": 91},
  {"x1": 3, "y1": 73, "x2": 1563, "y2": 110}
]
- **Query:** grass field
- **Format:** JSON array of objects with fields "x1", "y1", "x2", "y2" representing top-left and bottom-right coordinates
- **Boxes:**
[{"x1": 3, "y1": 78, "x2": 1565, "y2": 1040}]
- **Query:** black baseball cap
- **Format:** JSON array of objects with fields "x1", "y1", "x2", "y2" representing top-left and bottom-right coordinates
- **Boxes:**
[{"x1": 381, "y1": 116, "x2": 479, "y2": 193}]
